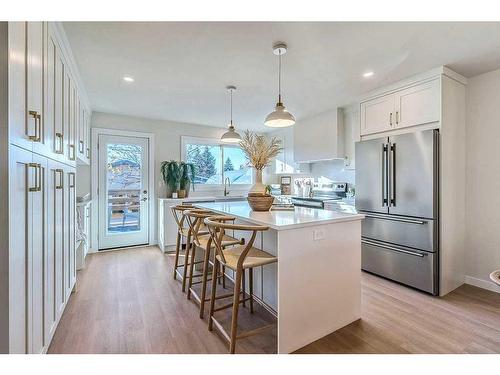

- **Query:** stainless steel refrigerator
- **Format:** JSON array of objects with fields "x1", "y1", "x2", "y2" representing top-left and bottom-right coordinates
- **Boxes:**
[{"x1": 355, "y1": 129, "x2": 439, "y2": 295}]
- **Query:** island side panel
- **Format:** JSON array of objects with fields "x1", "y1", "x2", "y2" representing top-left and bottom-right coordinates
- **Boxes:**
[{"x1": 277, "y1": 220, "x2": 362, "y2": 354}]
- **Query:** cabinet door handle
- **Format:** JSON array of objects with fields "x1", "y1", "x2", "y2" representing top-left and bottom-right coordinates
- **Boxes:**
[
  {"x1": 55, "y1": 132, "x2": 64, "y2": 154},
  {"x1": 55, "y1": 169, "x2": 64, "y2": 189},
  {"x1": 28, "y1": 110, "x2": 41, "y2": 142},
  {"x1": 396, "y1": 111, "x2": 399, "y2": 125},
  {"x1": 69, "y1": 144, "x2": 76, "y2": 160},
  {"x1": 79, "y1": 140, "x2": 84, "y2": 153},
  {"x1": 28, "y1": 163, "x2": 39, "y2": 192},
  {"x1": 86, "y1": 147, "x2": 90, "y2": 159},
  {"x1": 69, "y1": 172, "x2": 75, "y2": 188},
  {"x1": 389, "y1": 112, "x2": 393, "y2": 126}
]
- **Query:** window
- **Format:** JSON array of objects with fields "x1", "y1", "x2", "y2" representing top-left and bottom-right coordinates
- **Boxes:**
[{"x1": 182, "y1": 137, "x2": 252, "y2": 186}]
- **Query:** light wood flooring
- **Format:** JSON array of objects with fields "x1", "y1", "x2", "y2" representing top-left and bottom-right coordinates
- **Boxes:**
[{"x1": 48, "y1": 246, "x2": 500, "y2": 354}]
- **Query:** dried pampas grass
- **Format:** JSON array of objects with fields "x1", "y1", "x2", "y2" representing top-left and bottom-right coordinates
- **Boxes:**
[{"x1": 239, "y1": 130, "x2": 283, "y2": 170}]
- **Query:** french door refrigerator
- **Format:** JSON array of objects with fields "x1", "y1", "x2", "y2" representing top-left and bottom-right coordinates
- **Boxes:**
[{"x1": 355, "y1": 129, "x2": 439, "y2": 295}]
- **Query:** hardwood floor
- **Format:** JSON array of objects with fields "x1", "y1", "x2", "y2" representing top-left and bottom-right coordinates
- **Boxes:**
[{"x1": 48, "y1": 246, "x2": 500, "y2": 354}]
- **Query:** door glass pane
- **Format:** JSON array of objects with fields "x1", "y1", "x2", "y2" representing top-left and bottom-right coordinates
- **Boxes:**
[{"x1": 106, "y1": 144, "x2": 142, "y2": 234}]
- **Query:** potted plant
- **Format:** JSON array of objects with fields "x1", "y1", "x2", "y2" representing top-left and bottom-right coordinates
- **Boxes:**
[
  {"x1": 178, "y1": 162, "x2": 196, "y2": 198},
  {"x1": 239, "y1": 130, "x2": 282, "y2": 211},
  {"x1": 160, "y1": 160, "x2": 180, "y2": 198}
]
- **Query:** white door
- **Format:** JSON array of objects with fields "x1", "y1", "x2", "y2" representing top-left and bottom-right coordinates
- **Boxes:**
[
  {"x1": 395, "y1": 79, "x2": 440, "y2": 129},
  {"x1": 98, "y1": 134, "x2": 150, "y2": 250}
]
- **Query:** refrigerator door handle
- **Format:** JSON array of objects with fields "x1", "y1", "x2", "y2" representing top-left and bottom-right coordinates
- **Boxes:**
[
  {"x1": 382, "y1": 144, "x2": 388, "y2": 207},
  {"x1": 362, "y1": 239, "x2": 426, "y2": 258},
  {"x1": 362, "y1": 213, "x2": 428, "y2": 225},
  {"x1": 390, "y1": 142, "x2": 396, "y2": 206}
]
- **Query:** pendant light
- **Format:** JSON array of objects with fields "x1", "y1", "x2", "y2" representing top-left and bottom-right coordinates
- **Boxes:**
[
  {"x1": 264, "y1": 43, "x2": 295, "y2": 127},
  {"x1": 221, "y1": 85, "x2": 242, "y2": 143}
]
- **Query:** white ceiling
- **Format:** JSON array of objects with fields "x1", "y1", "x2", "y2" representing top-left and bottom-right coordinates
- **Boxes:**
[{"x1": 63, "y1": 22, "x2": 500, "y2": 131}]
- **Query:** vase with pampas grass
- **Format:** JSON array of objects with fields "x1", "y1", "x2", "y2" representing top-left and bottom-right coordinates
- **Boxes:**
[{"x1": 239, "y1": 130, "x2": 282, "y2": 210}]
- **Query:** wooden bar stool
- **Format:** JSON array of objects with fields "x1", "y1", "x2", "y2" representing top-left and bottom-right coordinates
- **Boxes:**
[
  {"x1": 185, "y1": 211, "x2": 243, "y2": 317},
  {"x1": 170, "y1": 204, "x2": 196, "y2": 283},
  {"x1": 204, "y1": 216, "x2": 277, "y2": 354}
]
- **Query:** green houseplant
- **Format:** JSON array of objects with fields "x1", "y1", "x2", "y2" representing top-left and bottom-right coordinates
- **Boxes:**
[
  {"x1": 160, "y1": 160, "x2": 180, "y2": 198},
  {"x1": 160, "y1": 161, "x2": 196, "y2": 198},
  {"x1": 178, "y1": 162, "x2": 196, "y2": 198}
]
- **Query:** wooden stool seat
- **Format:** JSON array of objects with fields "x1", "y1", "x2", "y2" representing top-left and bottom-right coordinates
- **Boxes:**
[
  {"x1": 197, "y1": 234, "x2": 241, "y2": 250},
  {"x1": 216, "y1": 245, "x2": 276, "y2": 270}
]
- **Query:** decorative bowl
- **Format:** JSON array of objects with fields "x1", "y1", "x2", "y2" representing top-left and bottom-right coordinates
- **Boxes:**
[
  {"x1": 490, "y1": 270, "x2": 500, "y2": 286},
  {"x1": 247, "y1": 194, "x2": 274, "y2": 211}
]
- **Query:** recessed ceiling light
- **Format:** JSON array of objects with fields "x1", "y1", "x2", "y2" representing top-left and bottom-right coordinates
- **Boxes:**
[
  {"x1": 363, "y1": 71, "x2": 374, "y2": 78},
  {"x1": 123, "y1": 76, "x2": 134, "y2": 83}
]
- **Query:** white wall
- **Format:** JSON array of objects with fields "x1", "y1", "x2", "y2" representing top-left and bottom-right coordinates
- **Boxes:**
[{"x1": 465, "y1": 68, "x2": 500, "y2": 292}]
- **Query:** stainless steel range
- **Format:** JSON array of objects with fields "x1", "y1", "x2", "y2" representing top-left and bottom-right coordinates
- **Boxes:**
[{"x1": 291, "y1": 182, "x2": 348, "y2": 209}]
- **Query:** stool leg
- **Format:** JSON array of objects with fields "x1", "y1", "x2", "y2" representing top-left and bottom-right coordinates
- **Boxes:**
[
  {"x1": 181, "y1": 233, "x2": 191, "y2": 293},
  {"x1": 187, "y1": 243, "x2": 197, "y2": 299},
  {"x1": 208, "y1": 258, "x2": 219, "y2": 331},
  {"x1": 229, "y1": 268, "x2": 243, "y2": 354},
  {"x1": 249, "y1": 267, "x2": 254, "y2": 314},
  {"x1": 242, "y1": 270, "x2": 246, "y2": 307},
  {"x1": 222, "y1": 265, "x2": 226, "y2": 289},
  {"x1": 173, "y1": 232, "x2": 181, "y2": 280},
  {"x1": 199, "y1": 245, "x2": 211, "y2": 319}
]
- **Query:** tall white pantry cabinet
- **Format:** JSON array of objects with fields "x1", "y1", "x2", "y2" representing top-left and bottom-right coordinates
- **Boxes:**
[{"x1": 0, "y1": 22, "x2": 90, "y2": 353}]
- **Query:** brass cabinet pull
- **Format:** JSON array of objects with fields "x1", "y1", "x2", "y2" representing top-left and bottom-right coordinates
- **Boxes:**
[
  {"x1": 28, "y1": 110, "x2": 41, "y2": 142},
  {"x1": 389, "y1": 112, "x2": 393, "y2": 126},
  {"x1": 55, "y1": 168, "x2": 64, "y2": 189},
  {"x1": 68, "y1": 172, "x2": 75, "y2": 188},
  {"x1": 396, "y1": 111, "x2": 399, "y2": 125},
  {"x1": 28, "y1": 163, "x2": 38, "y2": 192},
  {"x1": 55, "y1": 132, "x2": 64, "y2": 154},
  {"x1": 69, "y1": 144, "x2": 76, "y2": 160}
]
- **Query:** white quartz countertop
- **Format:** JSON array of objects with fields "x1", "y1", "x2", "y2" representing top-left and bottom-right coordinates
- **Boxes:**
[{"x1": 194, "y1": 201, "x2": 364, "y2": 231}]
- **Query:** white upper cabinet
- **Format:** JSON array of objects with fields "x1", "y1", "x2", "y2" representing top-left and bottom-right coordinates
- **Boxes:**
[
  {"x1": 269, "y1": 127, "x2": 309, "y2": 175},
  {"x1": 342, "y1": 106, "x2": 360, "y2": 170},
  {"x1": 360, "y1": 93, "x2": 395, "y2": 136},
  {"x1": 294, "y1": 108, "x2": 344, "y2": 163},
  {"x1": 395, "y1": 79, "x2": 440, "y2": 129},
  {"x1": 360, "y1": 78, "x2": 441, "y2": 137}
]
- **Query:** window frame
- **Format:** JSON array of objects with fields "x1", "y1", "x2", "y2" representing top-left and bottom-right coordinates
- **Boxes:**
[{"x1": 180, "y1": 136, "x2": 253, "y2": 191}]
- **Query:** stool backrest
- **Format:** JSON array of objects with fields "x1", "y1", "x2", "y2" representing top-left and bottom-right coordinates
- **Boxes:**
[
  {"x1": 171, "y1": 204, "x2": 193, "y2": 232},
  {"x1": 204, "y1": 216, "x2": 269, "y2": 269},
  {"x1": 184, "y1": 209, "x2": 213, "y2": 247}
]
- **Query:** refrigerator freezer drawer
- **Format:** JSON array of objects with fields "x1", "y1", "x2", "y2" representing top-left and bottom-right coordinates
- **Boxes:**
[
  {"x1": 361, "y1": 213, "x2": 437, "y2": 252},
  {"x1": 362, "y1": 239, "x2": 437, "y2": 295}
]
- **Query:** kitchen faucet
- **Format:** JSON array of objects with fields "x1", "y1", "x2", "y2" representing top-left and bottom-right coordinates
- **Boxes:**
[{"x1": 224, "y1": 177, "x2": 231, "y2": 196}]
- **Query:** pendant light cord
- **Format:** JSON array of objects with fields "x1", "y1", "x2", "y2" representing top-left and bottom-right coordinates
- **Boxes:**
[
  {"x1": 229, "y1": 88, "x2": 233, "y2": 126},
  {"x1": 278, "y1": 51, "x2": 282, "y2": 104}
]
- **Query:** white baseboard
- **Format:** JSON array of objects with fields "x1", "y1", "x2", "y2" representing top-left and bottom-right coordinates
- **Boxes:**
[{"x1": 465, "y1": 275, "x2": 500, "y2": 294}]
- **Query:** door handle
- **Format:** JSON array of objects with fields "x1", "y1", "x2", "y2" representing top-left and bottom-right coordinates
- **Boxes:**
[
  {"x1": 69, "y1": 144, "x2": 76, "y2": 160},
  {"x1": 79, "y1": 140, "x2": 84, "y2": 153},
  {"x1": 395, "y1": 111, "x2": 399, "y2": 125},
  {"x1": 362, "y1": 239, "x2": 426, "y2": 257},
  {"x1": 55, "y1": 169, "x2": 64, "y2": 189},
  {"x1": 390, "y1": 143, "x2": 396, "y2": 206},
  {"x1": 389, "y1": 112, "x2": 393, "y2": 126},
  {"x1": 382, "y1": 144, "x2": 388, "y2": 207},
  {"x1": 68, "y1": 172, "x2": 75, "y2": 188}
]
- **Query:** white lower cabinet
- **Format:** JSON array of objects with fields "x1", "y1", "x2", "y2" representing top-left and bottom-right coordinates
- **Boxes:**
[{"x1": 9, "y1": 145, "x2": 76, "y2": 353}]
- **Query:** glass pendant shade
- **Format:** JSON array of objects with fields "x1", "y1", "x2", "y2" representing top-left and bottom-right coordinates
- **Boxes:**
[
  {"x1": 221, "y1": 124, "x2": 242, "y2": 143},
  {"x1": 264, "y1": 102, "x2": 296, "y2": 127}
]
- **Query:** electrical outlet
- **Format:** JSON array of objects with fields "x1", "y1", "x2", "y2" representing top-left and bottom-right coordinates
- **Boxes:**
[{"x1": 313, "y1": 229, "x2": 325, "y2": 241}]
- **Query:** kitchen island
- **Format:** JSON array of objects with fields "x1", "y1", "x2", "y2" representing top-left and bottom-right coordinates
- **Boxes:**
[{"x1": 194, "y1": 201, "x2": 364, "y2": 353}]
